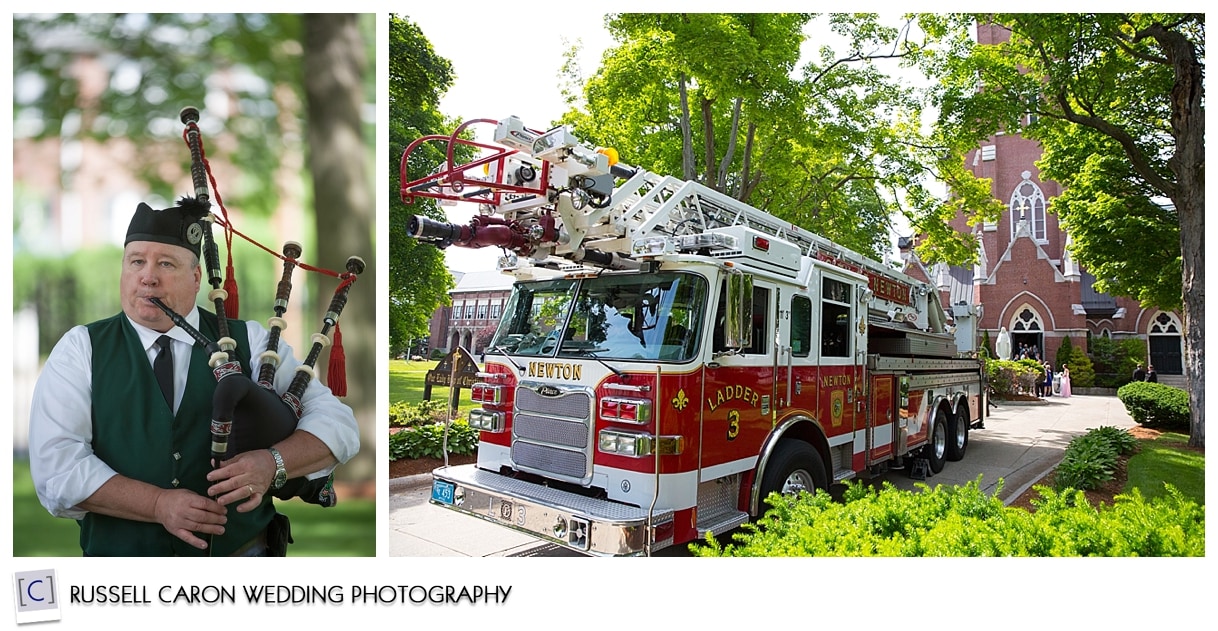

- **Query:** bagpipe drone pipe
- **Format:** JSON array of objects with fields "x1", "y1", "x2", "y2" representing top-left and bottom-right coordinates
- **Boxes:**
[{"x1": 156, "y1": 106, "x2": 365, "y2": 508}]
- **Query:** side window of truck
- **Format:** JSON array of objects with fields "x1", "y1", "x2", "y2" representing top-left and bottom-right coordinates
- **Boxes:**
[
  {"x1": 821, "y1": 278, "x2": 851, "y2": 358},
  {"x1": 712, "y1": 282, "x2": 770, "y2": 355},
  {"x1": 745, "y1": 286, "x2": 770, "y2": 355},
  {"x1": 791, "y1": 295, "x2": 811, "y2": 356}
]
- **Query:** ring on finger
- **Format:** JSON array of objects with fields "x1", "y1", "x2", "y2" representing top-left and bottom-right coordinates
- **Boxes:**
[{"x1": 247, "y1": 484, "x2": 255, "y2": 497}]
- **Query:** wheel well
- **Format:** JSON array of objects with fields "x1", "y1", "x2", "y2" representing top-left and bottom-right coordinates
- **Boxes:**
[
  {"x1": 935, "y1": 397, "x2": 954, "y2": 423},
  {"x1": 751, "y1": 417, "x2": 831, "y2": 515}
]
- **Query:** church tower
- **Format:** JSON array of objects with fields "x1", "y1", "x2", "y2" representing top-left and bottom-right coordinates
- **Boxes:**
[{"x1": 902, "y1": 22, "x2": 1184, "y2": 382}]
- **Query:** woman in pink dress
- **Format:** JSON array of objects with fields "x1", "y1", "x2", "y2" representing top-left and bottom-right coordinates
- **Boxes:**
[{"x1": 1059, "y1": 365, "x2": 1072, "y2": 398}]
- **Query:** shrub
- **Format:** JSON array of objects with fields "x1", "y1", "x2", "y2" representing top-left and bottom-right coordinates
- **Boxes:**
[
  {"x1": 1117, "y1": 381, "x2": 1190, "y2": 430},
  {"x1": 1088, "y1": 337, "x2": 1146, "y2": 387},
  {"x1": 388, "y1": 420, "x2": 479, "y2": 460},
  {"x1": 692, "y1": 476, "x2": 1203, "y2": 557},
  {"x1": 1064, "y1": 347, "x2": 1096, "y2": 388},
  {"x1": 388, "y1": 400, "x2": 450, "y2": 428},
  {"x1": 1053, "y1": 426, "x2": 1140, "y2": 492},
  {"x1": 430, "y1": 348, "x2": 445, "y2": 360},
  {"x1": 985, "y1": 358, "x2": 1041, "y2": 397}
]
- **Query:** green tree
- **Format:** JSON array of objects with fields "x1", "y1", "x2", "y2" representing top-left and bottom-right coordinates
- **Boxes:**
[
  {"x1": 918, "y1": 13, "x2": 1203, "y2": 448},
  {"x1": 388, "y1": 14, "x2": 461, "y2": 357},
  {"x1": 13, "y1": 13, "x2": 377, "y2": 414},
  {"x1": 558, "y1": 13, "x2": 999, "y2": 261},
  {"x1": 1055, "y1": 336, "x2": 1074, "y2": 372}
]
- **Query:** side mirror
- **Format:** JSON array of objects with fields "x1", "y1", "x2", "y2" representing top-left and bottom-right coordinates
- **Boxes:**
[{"x1": 723, "y1": 271, "x2": 753, "y2": 350}]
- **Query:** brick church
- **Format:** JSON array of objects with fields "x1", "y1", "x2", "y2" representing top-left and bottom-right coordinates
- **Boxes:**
[{"x1": 899, "y1": 23, "x2": 1184, "y2": 384}]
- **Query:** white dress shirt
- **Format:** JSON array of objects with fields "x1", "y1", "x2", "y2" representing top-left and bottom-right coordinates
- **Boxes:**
[{"x1": 28, "y1": 307, "x2": 360, "y2": 519}]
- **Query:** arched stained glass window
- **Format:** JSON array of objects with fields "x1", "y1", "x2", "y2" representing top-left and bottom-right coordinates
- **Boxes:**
[{"x1": 1010, "y1": 171, "x2": 1047, "y2": 243}]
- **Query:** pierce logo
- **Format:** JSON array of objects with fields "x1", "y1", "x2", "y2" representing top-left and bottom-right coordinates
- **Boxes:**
[{"x1": 13, "y1": 569, "x2": 61, "y2": 624}]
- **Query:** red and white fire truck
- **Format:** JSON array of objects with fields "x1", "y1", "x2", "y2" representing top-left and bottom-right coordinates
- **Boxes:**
[{"x1": 401, "y1": 116, "x2": 986, "y2": 556}]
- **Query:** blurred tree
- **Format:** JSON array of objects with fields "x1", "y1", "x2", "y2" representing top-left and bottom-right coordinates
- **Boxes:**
[{"x1": 12, "y1": 13, "x2": 376, "y2": 416}]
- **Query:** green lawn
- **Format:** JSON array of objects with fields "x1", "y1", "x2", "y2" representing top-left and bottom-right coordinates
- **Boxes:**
[
  {"x1": 1125, "y1": 432, "x2": 1205, "y2": 504},
  {"x1": 13, "y1": 459, "x2": 374, "y2": 557}
]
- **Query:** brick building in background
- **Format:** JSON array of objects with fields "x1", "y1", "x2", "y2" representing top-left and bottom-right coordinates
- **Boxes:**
[
  {"x1": 427, "y1": 269, "x2": 513, "y2": 356},
  {"x1": 900, "y1": 23, "x2": 1184, "y2": 385}
]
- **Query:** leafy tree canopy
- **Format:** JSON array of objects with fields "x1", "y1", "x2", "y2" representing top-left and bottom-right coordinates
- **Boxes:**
[
  {"x1": 558, "y1": 13, "x2": 1000, "y2": 261},
  {"x1": 388, "y1": 14, "x2": 461, "y2": 356}
]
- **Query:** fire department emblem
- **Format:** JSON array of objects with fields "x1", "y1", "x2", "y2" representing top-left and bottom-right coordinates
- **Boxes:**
[
  {"x1": 831, "y1": 390, "x2": 845, "y2": 427},
  {"x1": 671, "y1": 389, "x2": 689, "y2": 411}
]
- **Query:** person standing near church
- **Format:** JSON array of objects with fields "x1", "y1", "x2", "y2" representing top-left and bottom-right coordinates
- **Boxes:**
[
  {"x1": 1059, "y1": 364, "x2": 1071, "y2": 398},
  {"x1": 1146, "y1": 364, "x2": 1158, "y2": 383},
  {"x1": 1133, "y1": 363, "x2": 1147, "y2": 382},
  {"x1": 28, "y1": 199, "x2": 360, "y2": 556}
]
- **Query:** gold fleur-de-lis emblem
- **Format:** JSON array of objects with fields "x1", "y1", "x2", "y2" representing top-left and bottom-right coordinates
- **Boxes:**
[{"x1": 672, "y1": 389, "x2": 689, "y2": 411}]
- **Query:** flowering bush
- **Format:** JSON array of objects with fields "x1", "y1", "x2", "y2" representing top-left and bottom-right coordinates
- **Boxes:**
[{"x1": 985, "y1": 358, "x2": 1042, "y2": 397}]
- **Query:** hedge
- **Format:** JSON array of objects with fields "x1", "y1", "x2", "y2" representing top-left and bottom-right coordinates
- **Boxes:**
[
  {"x1": 1117, "y1": 381, "x2": 1190, "y2": 431},
  {"x1": 693, "y1": 477, "x2": 1203, "y2": 557}
]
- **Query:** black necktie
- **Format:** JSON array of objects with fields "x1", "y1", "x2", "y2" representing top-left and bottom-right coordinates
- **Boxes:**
[{"x1": 154, "y1": 335, "x2": 174, "y2": 409}]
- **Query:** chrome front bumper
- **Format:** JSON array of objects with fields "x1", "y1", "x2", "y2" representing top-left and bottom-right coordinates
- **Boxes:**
[{"x1": 429, "y1": 464, "x2": 674, "y2": 556}]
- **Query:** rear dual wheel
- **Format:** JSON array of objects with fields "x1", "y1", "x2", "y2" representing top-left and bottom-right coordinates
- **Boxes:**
[
  {"x1": 923, "y1": 409, "x2": 947, "y2": 474},
  {"x1": 946, "y1": 407, "x2": 969, "y2": 462}
]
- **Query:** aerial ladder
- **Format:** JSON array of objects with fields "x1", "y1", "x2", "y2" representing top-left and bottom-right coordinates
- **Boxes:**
[{"x1": 401, "y1": 115, "x2": 949, "y2": 334}]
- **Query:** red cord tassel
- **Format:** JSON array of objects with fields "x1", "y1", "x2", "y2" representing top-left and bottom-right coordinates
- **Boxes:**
[
  {"x1": 223, "y1": 262, "x2": 239, "y2": 319},
  {"x1": 327, "y1": 322, "x2": 347, "y2": 397}
]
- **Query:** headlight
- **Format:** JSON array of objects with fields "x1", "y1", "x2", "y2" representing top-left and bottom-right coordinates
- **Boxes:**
[{"x1": 467, "y1": 409, "x2": 505, "y2": 432}]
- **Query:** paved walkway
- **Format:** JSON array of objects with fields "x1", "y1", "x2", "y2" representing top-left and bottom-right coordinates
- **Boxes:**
[
  {"x1": 387, "y1": 394, "x2": 1136, "y2": 556},
  {"x1": 877, "y1": 393, "x2": 1137, "y2": 501}
]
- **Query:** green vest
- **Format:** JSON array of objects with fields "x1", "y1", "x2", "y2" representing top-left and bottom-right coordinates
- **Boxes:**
[{"x1": 83, "y1": 310, "x2": 274, "y2": 556}]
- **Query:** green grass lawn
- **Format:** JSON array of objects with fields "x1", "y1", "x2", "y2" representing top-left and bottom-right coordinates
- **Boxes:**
[
  {"x1": 13, "y1": 459, "x2": 374, "y2": 557},
  {"x1": 1125, "y1": 432, "x2": 1205, "y2": 504}
]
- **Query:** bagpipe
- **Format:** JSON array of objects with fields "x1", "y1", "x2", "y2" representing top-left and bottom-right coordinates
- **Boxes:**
[{"x1": 150, "y1": 106, "x2": 364, "y2": 508}]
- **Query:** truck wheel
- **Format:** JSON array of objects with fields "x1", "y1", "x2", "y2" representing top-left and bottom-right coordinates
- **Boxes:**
[
  {"x1": 946, "y1": 408, "x2": 969, "y2": 462},
  {"x1": 758, "y1": 441, "x2": 828, "y2": 515},
  {"x1": 924, "y1": 409, "x2": 947, "y2": 473}
]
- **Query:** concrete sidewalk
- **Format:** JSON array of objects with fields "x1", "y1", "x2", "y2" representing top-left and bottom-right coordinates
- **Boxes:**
[
  {"x1": 386, "y1": 393, "x2": 1136, "y2": 556},
  {"x1": 878, "y1": 393, "x2": 1137, "y2": 501}
]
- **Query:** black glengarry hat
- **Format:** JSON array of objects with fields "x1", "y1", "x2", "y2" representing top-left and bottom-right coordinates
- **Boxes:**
[{"x1": 125, "y1": 197, "x2": 211, "y2": 257}]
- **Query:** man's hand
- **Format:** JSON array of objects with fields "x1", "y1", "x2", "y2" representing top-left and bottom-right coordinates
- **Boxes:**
[
  {"x1": 207, "y1": 450, "x2": 276, "y2": 513},
  {"x1": 151, "y1": 488, "x2": 227, "y2": 550},
  {"x1": 78, "y1": 476, "x2": 228, "y2": 550}
]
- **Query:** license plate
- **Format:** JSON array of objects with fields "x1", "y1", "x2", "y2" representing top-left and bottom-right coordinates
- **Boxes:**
[{"x1": 431, "y1": 479, "x2": 455, "y2": 504}]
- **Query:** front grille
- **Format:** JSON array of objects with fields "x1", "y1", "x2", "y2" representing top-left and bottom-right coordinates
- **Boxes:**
[
  {"x1": 516, "y1": 387, "x2": 592, "y2": 418},
  {"x1": 512, "y1": 382, "x2": 594, "y2": 485},
  {"x1": 510, "y1": 442, "x2": 588, "y2": 480},
  {"x1": 513, "y1": 413, "x2": 589, "y2": 448}
]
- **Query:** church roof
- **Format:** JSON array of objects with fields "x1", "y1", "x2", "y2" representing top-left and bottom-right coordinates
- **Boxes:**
[{"x1": 1080, "y1": 270, "x2": 1118, "y2": 317}]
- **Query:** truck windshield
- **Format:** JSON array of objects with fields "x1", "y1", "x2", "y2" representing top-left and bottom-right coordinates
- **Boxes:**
[{"x1": 489, "y1": 272, "x2": 709, "y2": 362}]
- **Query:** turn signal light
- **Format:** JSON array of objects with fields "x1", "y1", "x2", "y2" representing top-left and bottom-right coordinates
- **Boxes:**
[
  {"x1": 471, "y1": 383, "x2": 504, "y2": 405},
  {"x1": 599, "y1": 396, "x2": 651, "y2": 424}
]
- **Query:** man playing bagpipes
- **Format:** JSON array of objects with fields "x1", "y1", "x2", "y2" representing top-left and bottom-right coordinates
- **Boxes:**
[{"x1": 28, "y1": 198, "x2": 361, "y2": 557}]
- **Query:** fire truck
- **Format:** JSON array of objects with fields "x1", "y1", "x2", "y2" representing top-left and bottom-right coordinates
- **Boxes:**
[{"x1": 401, "y1": 116, "x2": 986, "y2": 556}]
